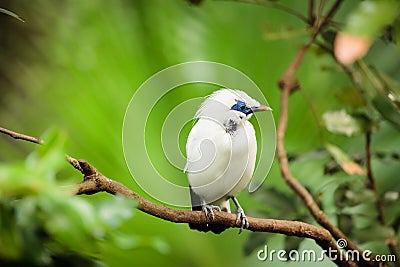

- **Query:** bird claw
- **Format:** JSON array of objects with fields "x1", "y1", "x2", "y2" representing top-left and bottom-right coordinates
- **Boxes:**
[
  {"x1": 235, "y1": 207, "x2": 249, "y2": 234},
  {"x1": 202, "y1": 205, "x2": 221, "y2": 221}
]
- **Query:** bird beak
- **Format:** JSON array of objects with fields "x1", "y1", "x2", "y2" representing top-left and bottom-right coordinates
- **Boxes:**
[{"x1": 251, "y1": 105, "x2": 272, "y2": 113}]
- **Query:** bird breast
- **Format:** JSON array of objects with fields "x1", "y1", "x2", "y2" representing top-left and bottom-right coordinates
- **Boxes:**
[{"x1": 186, "y1": 118, "x2": 257, "y2": 204}]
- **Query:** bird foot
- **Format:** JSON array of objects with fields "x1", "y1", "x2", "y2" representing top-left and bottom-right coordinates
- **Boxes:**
[
  {"x1": 202, "y1": 205, "x2": 221, "y2": 221},
  {"x1": 235, "y1": 207, "x2": 249, "y2": 234}
]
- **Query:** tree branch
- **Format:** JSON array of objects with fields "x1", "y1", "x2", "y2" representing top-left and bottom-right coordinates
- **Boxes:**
[
  {"x1": 365, "y1": 133, "x2": 400, "y2": 266},
  {"x1": 0, "y1": 126, "x2": 43, "y2": 144},
  {"x1": 308, "y1": 0, "x2": 316, "y2": 26},
  {"x1": 365, "y1": 132, "x2": 385, "y2": 225},
  {"x1": 275, "y1": 2, "x2": 376, "y2": 266},
  {"x1": 67, "y1": 156, "x2": 356, "y2": 267},
  {"x1": 226, "y1": 0, "x2": 309, "y2": 23}
]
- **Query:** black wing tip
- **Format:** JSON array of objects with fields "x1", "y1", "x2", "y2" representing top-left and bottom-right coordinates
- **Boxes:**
[
  {"x1": 189, "y1": 186, "x2": 229, "y2": 234},
  {"x1": 188, "y1": 223, "x2": 229, "y2": 234}
]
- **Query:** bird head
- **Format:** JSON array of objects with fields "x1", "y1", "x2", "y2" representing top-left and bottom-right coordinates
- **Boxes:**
[{"x1": 195, "y1": 89, "x2": 272, "y2": 126}]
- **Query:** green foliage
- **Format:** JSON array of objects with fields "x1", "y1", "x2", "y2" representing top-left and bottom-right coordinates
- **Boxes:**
[
  {"x1": 0, "y1": 130, "x2": 137, "y2": 266},
  {"x1": 344, "y1": 0, "x2": 399, "y2": 39}
]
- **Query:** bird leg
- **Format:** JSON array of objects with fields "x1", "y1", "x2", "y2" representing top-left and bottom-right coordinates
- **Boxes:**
[
  {"x1": 232, "y1": 197, "x2": 249, "y2": 234},
  {"x1": 201, "y1": 203, "x2": 221, "y2": 222}
]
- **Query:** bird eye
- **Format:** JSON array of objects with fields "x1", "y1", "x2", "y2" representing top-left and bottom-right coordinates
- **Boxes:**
[
  {"x1": 231, "y1": 100, "x2": 250, "y2": 114},
  {"x1": 238, "y1": 101, "x2": 246, "y2": 110}
]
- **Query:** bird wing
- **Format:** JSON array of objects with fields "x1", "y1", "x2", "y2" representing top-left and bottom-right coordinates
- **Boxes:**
[
  {"x1": 185, "y1": 118, "x2": 233, "y2": 197},
  {"x1": 184, "y1": 119, "x2": 230, "y2": 176}
]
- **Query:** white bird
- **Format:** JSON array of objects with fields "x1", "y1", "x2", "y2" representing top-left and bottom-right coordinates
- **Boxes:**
[{"x1": 185, "y1": 88, "x2": 272, "y2": 234}]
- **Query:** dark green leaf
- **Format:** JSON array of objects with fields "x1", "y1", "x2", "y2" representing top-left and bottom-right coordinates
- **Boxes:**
[
  {"x1": 352, "y1": 225, "x2": 395, "y2": 243},
  {"x1": 372, "y1": 92, "x2": 400, "y2": 129},
  {"x1": 284, "y1": 236, "x2": 304, "y2": 255},
  {"x1": 341, "y1": 202, "x2": 377, "y2": 217},
  {"x1": 337, "y1": 214, "x2": 354, "y2": 236},
  {"x1": 356, "y1": 61, "x2": 400, "y2": 129},
  {"x1": 252, "y1": 186, "x2": 298, "y2": 214},
  {"x1": 243, "y1": 232, "x2": 272, "y2": 256},
  {"x1": 334, "y1": 87, "x2": 366, "y2": 109},
  {"x1": 334, "y1": 184, "x2": 376, "y2": 208},
  {"x1": 321, "y1": 29, "x2": 337, "y2": 48}
]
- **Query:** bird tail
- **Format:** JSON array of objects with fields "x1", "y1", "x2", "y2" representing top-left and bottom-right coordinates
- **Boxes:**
[{"x1": 188, "y1": 186, "x2": 229, "y2": 234}]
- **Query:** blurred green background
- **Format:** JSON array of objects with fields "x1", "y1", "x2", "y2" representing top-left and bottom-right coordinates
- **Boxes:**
[{"x1": 1, "y1": 1, "x2": 399, "y2": 266}]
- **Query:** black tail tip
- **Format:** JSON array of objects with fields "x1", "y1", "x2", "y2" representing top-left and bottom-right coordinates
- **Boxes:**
[{"x1": 188, "y1": 223, "x2": 229, "y2": 234}]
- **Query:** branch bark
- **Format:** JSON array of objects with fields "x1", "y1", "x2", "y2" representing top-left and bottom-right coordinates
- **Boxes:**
[
  {"x1": 0, "y1": 126, "x2": 42, "y2": 144},
  {"x1": 67, "y1": 156, "x2": 356, "y2": 267}
]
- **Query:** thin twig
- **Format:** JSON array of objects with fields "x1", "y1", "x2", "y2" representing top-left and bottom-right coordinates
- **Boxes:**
[
  {"x1": 0, "y1": 127, "x2": 43, "y2": 144},
  {"x1": 321, "y1": 0, "x2": 344, "y2": 28},
  {"x1": 365, "y1": 132, "x2": 385, "y2": 225},
  {"x1": 223, "y1": 0, "x2": 308, "y2": 23},
  {"x1": 67, "y1": 156, "x2": 356, "y2": 267},
  {"x1": 308, "y1": 0, "x2": 315, "y2": 26},
  {"x1": 317, "y1": 0, "x2": 326, "y2": 24}
]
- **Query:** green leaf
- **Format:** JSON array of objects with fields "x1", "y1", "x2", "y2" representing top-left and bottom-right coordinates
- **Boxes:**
[
  {"x1": 323, "y1": 110, "x2": 370, "y2": 136},
  {"x1": 151, "y1": 237, "x2": 170, "y2": 255},
  {"x1": 252, "y1": 187, "x2": 298, "y2": 215},
  {"x1": 334, "y1": 184, "x2": 376, "y2": 208},
  {"x1": 372, "y1": 93, "x2": 400, "y2": 129},
  {"x1": 284, "y1": 236, "x2": 304, "y2": 255},
  {"x1": 243, "y1": 232, "x2": 272, "y2": 256},
  {"x1": 97, "y1": 195, "x2": 136, "y2": 229},
  {"x1": 396, "y1": 19, "x2": 400, "y2": 49},
  {"x1": 383, "y1": 191, "x2": 400, "y2": 205},
  {"x1": 341, "y1": 202, "x2": 377, "y2": 217},
  {"x1": 325, "y1": 143, "x2": 365, "y2": 176},
  {"x1": 344, "y1": 0, "x2": 399, "y2": 38},
  {"x1": 112, "y1": 233, "x2": 140, "y2": 250},
  {"x1": 43, "y1": 197, "x2": 102, "y2": 256},
  {"x1": 0, "y1": 201, "x2": 22, "y2": 260},
  {"x1": 352, "y1": 225, "x2": 395, "y2": 243},
  {"x1": 356, "y1": 61, "x2": 400, "y2": 129},
  {"x1": 337, "y1": 214, "x2": 354, "y2": 236},
  {"x1": 334, "y1": 87, "x2": 366, "y2": 109},
  {"x1": 0, "y1": 128, "x2": 138, "y2": 264},
  {"x1": 112, "y1": 234, "x2": 170, "y2": 255}
]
